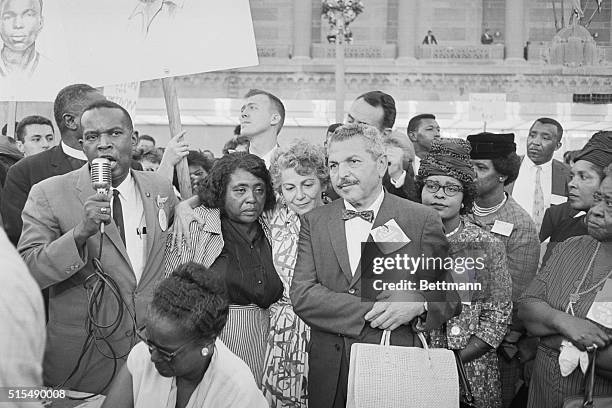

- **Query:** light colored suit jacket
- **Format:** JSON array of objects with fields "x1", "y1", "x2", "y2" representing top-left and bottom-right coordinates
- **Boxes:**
[
  {"x1": 18, "y1": 164, "x2": 178, "y2": 393},
  {"x1": 290, "y1": 192, "x2": 461, "y2": 407}
]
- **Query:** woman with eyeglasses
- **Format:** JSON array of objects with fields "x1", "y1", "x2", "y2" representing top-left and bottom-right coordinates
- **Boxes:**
[
  {"x1": 519, "y1": 164, "x2": 612, "y2": 407},
  {"x1": 419, "y1": 138, "x2": 512, "y2": 408},
  {"x1": 101, "y1": 262, "x2": 268, "y2": 408}
]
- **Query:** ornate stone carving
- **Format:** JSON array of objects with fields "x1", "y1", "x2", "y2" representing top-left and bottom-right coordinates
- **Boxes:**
[
  {"x1": 418, "y1": 45, "x2": 504, "y2": 60},
  {"x1": 311, "y1": 44, "x2": 397, "y2": 58}
]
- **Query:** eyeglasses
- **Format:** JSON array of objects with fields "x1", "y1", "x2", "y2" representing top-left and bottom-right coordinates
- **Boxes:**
[
  {"x1": 423, "y1": 180, "x2": 464, "y2": 197},
  {"x1": 593, "y1": 192, "x2": 612, "y2": 210},
  {"x1": 136, "y1": 327, "x2": 197, "y2": 362}
]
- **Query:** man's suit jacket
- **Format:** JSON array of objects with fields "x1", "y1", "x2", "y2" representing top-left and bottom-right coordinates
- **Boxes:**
[
  {"x1": 290, "y1": 193, "x2": 461, "y2": 407},
  {"x1": 18, "y1": 164, "x2": 178, "y2": 393},
  {"x1": 382, "y1": 170, "x2": 418, "y2": 202},
  {"x1": 506, "y1": 158, "x2": 570, "y2": 197},
  {"x1": 1, "y1": 145, "x2": 81, "y2": 246}
]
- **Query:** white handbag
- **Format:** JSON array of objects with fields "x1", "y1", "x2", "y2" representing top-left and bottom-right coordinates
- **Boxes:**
[{"x1": 347, "y1": 330, "x2": 460, "y2": 408}]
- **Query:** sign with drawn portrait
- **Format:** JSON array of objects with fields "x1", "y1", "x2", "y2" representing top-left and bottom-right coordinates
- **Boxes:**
[{"x1": 0, "y1": 0, "x2": 258, "y2": 101}]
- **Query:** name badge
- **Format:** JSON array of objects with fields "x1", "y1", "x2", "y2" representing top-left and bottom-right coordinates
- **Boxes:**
[
  {"x1": 491, "y1": 220, "x2": 513, "y2": 237},
  {"x1": 156, "y1": 195, "x2": 169, "y2": 231}
]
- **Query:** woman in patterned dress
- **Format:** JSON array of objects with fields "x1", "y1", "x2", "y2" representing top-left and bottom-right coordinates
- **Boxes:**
[
  {"x1": 418, "y1": 138, "x2": 513, "y2": 408},
  {"x1": 262, "y1": 141, "x2": 329, "y2": 407},
  {"x1": 519, "y1": 164, "x2": 612, "y2": 408}
]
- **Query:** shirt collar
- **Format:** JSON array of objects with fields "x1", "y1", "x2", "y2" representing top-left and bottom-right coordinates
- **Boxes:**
[
  {"x1": 261, "y1": 145, "x2": 279, "y2": 168},
  {"x1": 390, "y1": 170, "x2": 407, "y2": 187},
  {"x1": 344, "y1": 187, "x2": 385, "y2": 216},
  {"x1": 114, "y1": 170, "x2": 136, "y2": 199},
  {"x1": 525, "y1": 156, "x2": 553, "y2": 171},
  {"x1": 61, "y1": 141, "x2": 87, "y2": 161}
]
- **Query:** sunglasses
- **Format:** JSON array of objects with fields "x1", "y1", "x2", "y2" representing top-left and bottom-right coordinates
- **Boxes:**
[{"x1": 136, "y1": 327, "x2": 198, "y2": 362}]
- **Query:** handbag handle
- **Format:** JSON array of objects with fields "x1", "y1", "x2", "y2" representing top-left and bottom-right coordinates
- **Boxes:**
[
  {"x1": 380, "y1": 330, "x2": 429, "y2": 351},
  {"x1": 453, "y1": 350, "x2": 476, "y2": 406},
  {"x1": 583, "y1": 349, "x2": 597, "y2": 407}
]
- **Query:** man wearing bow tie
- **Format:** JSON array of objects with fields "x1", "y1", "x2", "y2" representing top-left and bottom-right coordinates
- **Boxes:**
[{"x1": 290, "y1": 123, "x2": 460, "y2": 408}]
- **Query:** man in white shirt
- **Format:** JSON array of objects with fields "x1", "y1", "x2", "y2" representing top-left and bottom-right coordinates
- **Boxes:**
[
  {"x1": 19, "y1": 100, "x2": 178, "y2": 393},
  {"x1": 407, "y1": 113, "x2": 440, "y2": 175},
  {"x1": 291, "y1": 123, "x2": 460, "y2": 407},
  {"x1": 238, "y1": 89, "x2": 285, "y2": 167},
  {"x1": 509, "y1": 117, "x2": 570, "y2": 229}
]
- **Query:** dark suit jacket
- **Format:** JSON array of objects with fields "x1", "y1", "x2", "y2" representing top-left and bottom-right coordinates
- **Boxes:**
[
  {"x1": 1, "y1": 145, "x2": 81, "y2": 246},
  {"x1": 382, "y1": 170, "x2": 418, "y2": 202},
  {"x1": 290, "y1": 193, "x2": 460, "y2": 407},
  {"x1": 506, "y1": 157, "x2": 570, "y2": 197},
  {"x1": 18, "y1": 165, "x2": 178, "y2": 393},
  {"x1": 540, "y1": 202, "x2": 587, "y2": 267}
]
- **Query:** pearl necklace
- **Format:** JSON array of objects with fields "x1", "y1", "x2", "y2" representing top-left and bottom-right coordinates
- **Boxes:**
[
  {"x1": 473, "y1": 194, "x2": 507, "y2": 217},
  {"x1": 445, "y1": 220, "x2": 463, "y2": 238}
]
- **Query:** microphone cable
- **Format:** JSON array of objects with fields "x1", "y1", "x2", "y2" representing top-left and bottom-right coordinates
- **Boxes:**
[{"x1": 55, "y1": 229, "x2": 139, "y2": 399}]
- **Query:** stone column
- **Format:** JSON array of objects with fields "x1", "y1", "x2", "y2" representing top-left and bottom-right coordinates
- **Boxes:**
[
  {"x1": 505, "y1": 0, "x2": 525, "y2": 61},
  {"x1": 292, "y1": 0, "x2": 313, "y2": 60},
  {"x1": 397, "y1": 0, "x2": 419, "y2": 60}
]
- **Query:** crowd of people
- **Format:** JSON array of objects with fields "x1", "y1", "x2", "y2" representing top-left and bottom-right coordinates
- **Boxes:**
[{"x1": 0, "y1": 83, "x2": 611, "y2": 408}]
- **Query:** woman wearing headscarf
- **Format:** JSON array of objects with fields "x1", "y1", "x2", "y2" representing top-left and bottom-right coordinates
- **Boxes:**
[
  {"x1": 262, "y1": 141, "x2": 329, "y2": 407},
  {"x1": 519, "y1": 163, "x2": 612, "y2": 407},
  {"x1": 101, "y1": 262, "x2": 268, "y2": 408},
  {"x1": 419, "y1": 138, "x2": 512, "y2": 408},
  {"x1": 540, "y1": 131, "x2": 612, "y2": 265}
]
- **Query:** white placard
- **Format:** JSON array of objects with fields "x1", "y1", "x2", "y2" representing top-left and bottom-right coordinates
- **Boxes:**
[
  {"x1": 469, "y1": 93, "x2": 507, "y2": 122},
  {"x1": 0, "y1": 0, "x2": 259, "y2": 101},
  {"x1": 104, "y1": 82, "x2": 141, "y2": 120}
]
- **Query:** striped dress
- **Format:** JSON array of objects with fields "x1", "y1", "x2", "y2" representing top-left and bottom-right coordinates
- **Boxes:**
[{"x1": 520, "y1": 236, "x2": 612, "y2": 407}]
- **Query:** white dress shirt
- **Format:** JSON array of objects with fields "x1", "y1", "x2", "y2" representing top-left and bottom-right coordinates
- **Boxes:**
[
  {"x1": 61, "y1": 141, "x2": 87, "y2": 161},
  {"x1": 260, "y1": 145, "x2": 279, "y2": 169},
  {"x1": 344, "y1": 188, "x2": 385, "y2": 275},
  {"x1": 390, "y1": 170, "x2": 407, "y2": 188},
  {"x1": 513, "y1": 157, "x2": 553, "y2": 216},
  {"x1": 413, "y1": 156, "x2": 421, "y2": 176},
  {"x1": 112, "y1": 171, "x2": 146, "y2": 283}
]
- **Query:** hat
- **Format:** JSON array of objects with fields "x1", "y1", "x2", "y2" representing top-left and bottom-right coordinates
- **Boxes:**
[
  {"x1": 467, "y1": 132, "x2": 516, "y2": 159},
  {"x1": 573, "y1": 131, "x2": 612, "y2": 169},
  {"x1": 418, "y1": 138, "x2": 475, "y2": 185}
]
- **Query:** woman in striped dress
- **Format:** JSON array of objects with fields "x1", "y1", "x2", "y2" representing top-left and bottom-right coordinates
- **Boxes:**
[
  {"x1": 519, "y1": 164, "x2": 612, "y2": 407},
  {"x1": 166, "y1": 152, "x2": 283, "y2": 388},
  {"x1": 262, "y1": 141, "x2": 329, "y2": 407}
]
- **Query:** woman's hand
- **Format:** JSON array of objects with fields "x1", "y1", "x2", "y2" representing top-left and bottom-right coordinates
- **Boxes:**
[
  {"x1": 557, "y1": 314, "x2": 612, "y2": 351},
  {"x1": 157, "y1": 131, "x2": 189, "y2": 182},
  {"x1": 170, "y1": 200, "x2": 206, "y2": 250}
]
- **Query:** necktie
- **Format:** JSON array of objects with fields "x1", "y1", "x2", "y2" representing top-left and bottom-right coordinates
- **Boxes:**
[
  {"x1": 533, "y1": 166, "x2": 545, "y2": 231},
  {"x1": 112, "y1": 189, "x2": 126, "y2": 246},
  {"x1": 341, "y1": 209, "x2": 375, "y2": 223}
]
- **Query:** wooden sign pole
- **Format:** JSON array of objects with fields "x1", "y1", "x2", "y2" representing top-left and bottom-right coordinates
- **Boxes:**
[
  {"x1": 161, "y1": 77, "x2": 192, "y2": 199},
  {"x1": 6, "y1": 101, "x2": 17, "y2": 138}
]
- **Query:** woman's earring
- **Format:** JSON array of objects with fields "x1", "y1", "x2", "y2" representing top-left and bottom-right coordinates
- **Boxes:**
[
  {"x1": 498, "y1": 177, "x2": 504, "y2": 183},
  {"x1": 461, "y1": 203, "x2": 465, "y2": 209},
  {"x1": 201, "y1": 347, "x2": 209, "y2": 357}
]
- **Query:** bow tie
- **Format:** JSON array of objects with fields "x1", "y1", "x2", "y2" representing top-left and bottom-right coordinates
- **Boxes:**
[{"x1": 341, "y1": 209, "x2": 375, "y2": 223}]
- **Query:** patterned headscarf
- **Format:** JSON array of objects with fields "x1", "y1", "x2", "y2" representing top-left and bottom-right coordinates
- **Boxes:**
[
  {"x1": 418, "y1": 138, "x2": 476, "y2": 185},
  {"x1": 573, "y1": 131, "x2": 612, "y2": 169}
]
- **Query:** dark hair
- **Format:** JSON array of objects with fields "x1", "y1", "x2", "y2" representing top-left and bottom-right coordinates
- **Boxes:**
[
  {"x1": 15, "y1": 115, "x2": 54, "y2": 143},
  {"x1": 407, "y1": 113, "x2": 436, "y2": 134},
  {"x1": 53, "y1": 84, "x2": 99, "y2": 133},
  {"x1": 1, "y1": 122, "x2": 18, "y2": 136},
  {"x1": 140, "y1": 149, "x2": 162, "y2": 164},
  {"x1": 244, "y1": 89, "x2": 286, "y2": 134},
  {"x1": 138, "y1": 134, "x2": 155, "y2": 146},
  {"x1": 532, "y1": 117, "x2": 563, "y2": 141},
  {"x1": 187, "y1": 150, "x2": 214, "y2": 172},
  {"x1": 233, "y1": 124, "x2": 241, "y2": 136},
  {"x1": 151, "y1": 262, "x2": 229, "y2": 340},
  {"x1": 492, "y1": 152, "x2": 522, "y2": 186},
  {"x1": 198, "y1": 152, "x2": 275, "y2": 213},
  {"x1": 222, "y1": 136, "x2": 250, "y2": 155},
  {"x1": 356, "y1": 91, "x2": 396, "y2": 130},
  {"x1": 327, "y1": 123, "x2": 343, "y2": 135},
  {"x1": 81, "y1": 100, "x2": 133, "y2": 133}
]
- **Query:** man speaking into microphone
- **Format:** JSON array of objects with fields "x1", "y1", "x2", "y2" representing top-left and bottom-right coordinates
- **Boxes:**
[{"x1": 18, "y1": 100, "x2": 178, "y2": 393}]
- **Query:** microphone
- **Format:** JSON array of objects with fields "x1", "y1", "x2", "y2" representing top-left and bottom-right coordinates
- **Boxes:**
[{"x1": 91, "y1": 158, "x2": 111, "y2": 234}]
